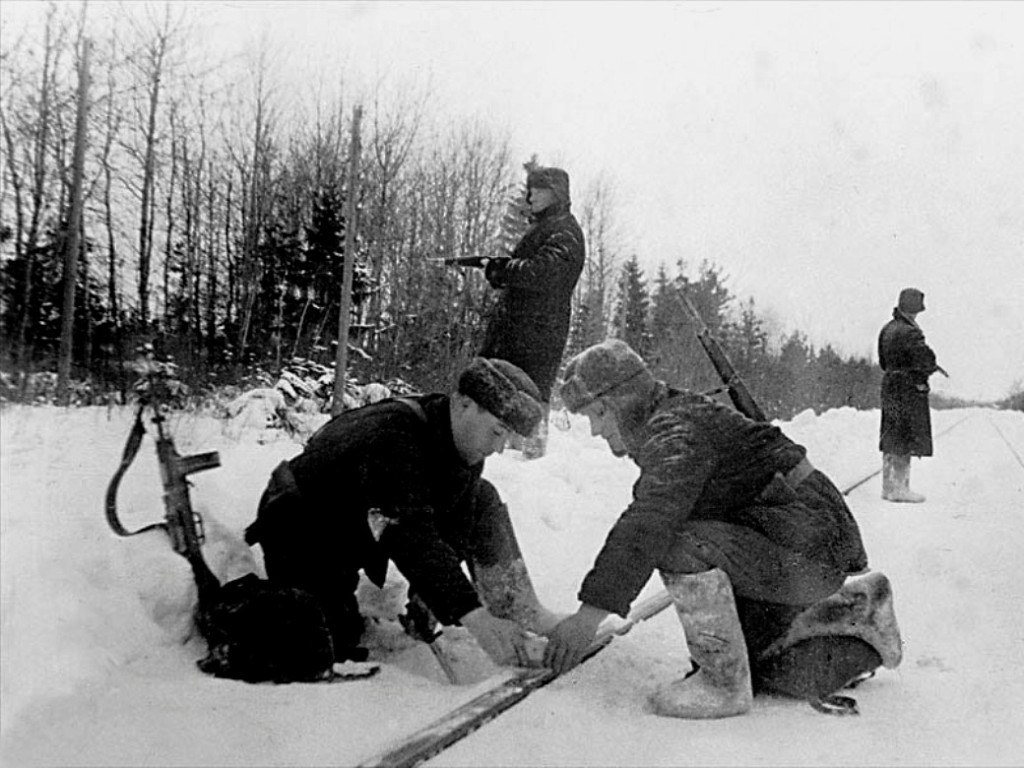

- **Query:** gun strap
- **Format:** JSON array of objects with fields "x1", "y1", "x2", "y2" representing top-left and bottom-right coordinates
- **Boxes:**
[{"x1": 104, "y1": 406, "x2": 165, "y2": 538}]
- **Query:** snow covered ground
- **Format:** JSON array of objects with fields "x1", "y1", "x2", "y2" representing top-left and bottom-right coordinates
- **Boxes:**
[{"x1": 2, "y1": 401, "x2": 1022, "y2": 766}]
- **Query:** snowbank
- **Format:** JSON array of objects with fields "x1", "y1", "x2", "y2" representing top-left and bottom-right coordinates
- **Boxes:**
[{"x1": 1, "y1": 403, "x2": 1022, "y2": 766}]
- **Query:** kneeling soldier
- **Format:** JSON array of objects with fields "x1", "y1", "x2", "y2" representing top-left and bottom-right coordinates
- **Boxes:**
[{"x1": 545, "y1": 340, "x2": 902, "y2": 717}]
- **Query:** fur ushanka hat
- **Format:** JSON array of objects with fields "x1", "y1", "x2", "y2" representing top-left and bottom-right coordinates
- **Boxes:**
[
  {"x1": 897, "y1": 288, "x2": 925, "y2": 314},
  {"x1": 526, "y1": 166, "x2": 571, "y2": 207},
  {"x1": 458, "y1": 358, "x2": 544, "y2": 437},
  {"x1": 559, "y1": 339, "x2": 655, "y2": 413}
]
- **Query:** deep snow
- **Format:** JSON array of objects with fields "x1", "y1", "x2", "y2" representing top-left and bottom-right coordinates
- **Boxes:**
[{"x1": 1, "y1": 401, "x2": 1023, "y2": 766}]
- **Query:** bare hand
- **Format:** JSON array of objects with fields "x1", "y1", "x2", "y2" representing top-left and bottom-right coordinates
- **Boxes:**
[
  {"x1": 542, "y1": 606, "x2": 606, "y2": 674},
  {"x1": 460, "y1": 607, "x2": 530, "y2": 667}
]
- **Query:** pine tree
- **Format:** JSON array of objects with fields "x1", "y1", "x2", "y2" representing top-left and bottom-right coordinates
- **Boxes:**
[
  {"x1": 565, "y1": 287, "x2": 608, "y2": 358},
  {"x1": 720, "y1": 297, "x2": 770, "y2": 415},
  {"x1": 612, "y1": 254, "x2": 650, "y2": 355}
]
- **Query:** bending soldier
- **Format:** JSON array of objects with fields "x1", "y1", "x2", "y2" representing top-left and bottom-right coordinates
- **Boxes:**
[
  {"x1": 544, "y1": 340, "x2": 902, "y2": 717},
  {"x1": 245, "y1": 358, "x2": 561, "y2": 666}
]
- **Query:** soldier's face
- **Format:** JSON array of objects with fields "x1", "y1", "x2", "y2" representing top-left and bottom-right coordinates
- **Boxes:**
[
  {"x1": 527, "y1": 186, "x2": 556, "y2": 213},
  {"x1": 581, "y1": 399, "x2": 627, "y2": 457},
  {"x1": 451, "y1": 396, "x2": 512, "y2": 464}
]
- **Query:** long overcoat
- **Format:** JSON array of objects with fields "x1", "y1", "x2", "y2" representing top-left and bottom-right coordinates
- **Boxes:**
[
  {"x1": 479, "y1": 202, "x2": 585, "y2": 401},
  {"x1": 878, "y1": 310, "x2": 937, "y2": 456}
]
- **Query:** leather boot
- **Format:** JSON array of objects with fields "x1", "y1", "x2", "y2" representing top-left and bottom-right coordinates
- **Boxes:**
[
  {"x1": 473, "y1": 557, "x2": 565, "y2": 634},
  {"x1": 887, "y1": 454, "x2": 925, "y2": 503},
  {"x1": 649, "y1": 568, "x2": 753, "y2": 719}
]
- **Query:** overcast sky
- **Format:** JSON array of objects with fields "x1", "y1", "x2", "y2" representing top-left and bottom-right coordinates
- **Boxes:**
[{"x1": 4, "y1": 1, "x2": 1022, "y2": 400}]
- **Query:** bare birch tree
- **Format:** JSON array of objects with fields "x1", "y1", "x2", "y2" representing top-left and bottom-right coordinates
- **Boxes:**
[
  {"x1": 56, "y1": 33, "x2": 90, "y2": 403},
  {"x1": 121, "y1": 2, "x2": 188, "y2": 326}
]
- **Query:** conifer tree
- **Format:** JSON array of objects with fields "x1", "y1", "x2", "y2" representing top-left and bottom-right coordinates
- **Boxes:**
[{"x1": 612, "y1": 253, "x2": 651, "y2": 356}]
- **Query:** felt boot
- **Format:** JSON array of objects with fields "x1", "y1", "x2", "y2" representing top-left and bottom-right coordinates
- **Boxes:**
[
  {"x1": 881, "y1": 453, "x2": 898, "y2": 500},
  {"x1": 884, "y1": 454, "x2": 925, "y2": 503},
  {"x1": 649, "y1": 568, "x2": 753, "y2": 719},
  {"x1": 521, "y1": 414, "x2": 548, "y2": 460},
  {"x1": 473, "y1": 557, "x2": 565, "y2": 634},
  {"x1": 755, "y1": 635, "x2": 882, "y2": 714},
  {"x1": 760, "y1": 571, "x2": 903, "y2": 671},
  {"x1": 520, "y1": 405, "x2": 552, "y2": 460},
  {"x1": 756, "y1": 571, "x2": 901, "y2": 714}
]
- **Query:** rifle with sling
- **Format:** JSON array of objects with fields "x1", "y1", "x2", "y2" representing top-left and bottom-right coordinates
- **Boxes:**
[
  {"x1": 680, "y1": 292, "x2": 769, "y2": 423},
  {"x1": 105, "y1": 361, "x2": 221, "y2": 601},
  {"x1": 106, "y1": 357, "x2": 371, "y2": 684}
]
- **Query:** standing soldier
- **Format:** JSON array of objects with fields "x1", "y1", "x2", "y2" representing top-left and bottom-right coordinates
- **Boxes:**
[
  {"x1": 878, "y1": 288, "x2": 945, "y2": 503},
  {"x1": 479, "y1": 166, "x2": 585, "y2": 458}
]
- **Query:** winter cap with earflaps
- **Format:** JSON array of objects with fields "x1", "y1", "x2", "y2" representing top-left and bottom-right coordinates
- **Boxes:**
[
  {"x1": 897, "y1": 288, "x2": 925, "y2": 314},
  {"x1": 559, "y1": 339, "x2": 655, "y2": 413},
  {"x1": 458, "y1": 358, "x2": 544, "y2": 437},
  {"x1": 526, "y1": 167, "x2": 571, "y2": 206}
]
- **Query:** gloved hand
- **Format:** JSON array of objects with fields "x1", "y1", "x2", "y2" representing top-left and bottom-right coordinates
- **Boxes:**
[
  {"x1": 543, "y1": 604, "x2": 607, "y2": 675},
  {"x1": 484, "y1": 256, "x2": 510, "y2": 286},
  {"x1": 460, "y1": 607, "x2": 530, "y2": 667}
]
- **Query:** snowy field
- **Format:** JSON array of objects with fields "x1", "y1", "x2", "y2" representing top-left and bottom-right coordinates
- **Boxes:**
[{"x1": 2, "y1": 401, "x2": 1023, "y2": 766}]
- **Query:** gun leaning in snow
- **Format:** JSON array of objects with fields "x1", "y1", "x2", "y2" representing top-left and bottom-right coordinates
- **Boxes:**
[
  {"x1": 105, "y1": 393, "x2": 222, "y2": 602},
  {"x1": 680, "y1": 293, "x2": 770, "y2": 423}
]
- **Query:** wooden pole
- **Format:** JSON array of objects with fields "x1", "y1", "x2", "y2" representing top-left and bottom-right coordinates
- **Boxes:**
[
  {"x1": 57, "y1": 37, "x2": 91, "y2": 406},
  {"x1": 332, "y1": 105, "x2": 363, "y2": 416}
]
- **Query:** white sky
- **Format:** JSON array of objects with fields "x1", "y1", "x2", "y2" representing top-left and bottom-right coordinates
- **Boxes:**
[{"x1": 3, "y1": 0, "x2": 1022, "y2": 400}]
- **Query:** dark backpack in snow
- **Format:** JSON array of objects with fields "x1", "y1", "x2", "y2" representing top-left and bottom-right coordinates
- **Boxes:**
[{"x1": 196, "y1": 574, "x2": 335, "y2": 683}]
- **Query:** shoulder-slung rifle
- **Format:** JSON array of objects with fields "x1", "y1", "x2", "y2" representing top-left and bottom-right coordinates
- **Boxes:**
[{"x1": 680, "y1": 293, "x2": 769, "y2": 423}]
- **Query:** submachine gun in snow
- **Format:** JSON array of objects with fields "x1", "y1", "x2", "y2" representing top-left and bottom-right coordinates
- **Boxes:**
[
  {"x1": 680, "y1": 293, "x2": 769, "y2": 423},
  {"x1": 104, "y1": 360, "x2": 347, "y2": 684},
  {"x1": 104, "y1": 362, "x2": 222, "y2": 602}
]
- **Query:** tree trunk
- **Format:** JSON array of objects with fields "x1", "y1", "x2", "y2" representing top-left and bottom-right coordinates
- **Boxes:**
[
  {"x1": 137, "y1": 28, "x2": 168, "y2": 328},
  {"x1": 162, "y1": 117, "x2": 177, "y2": 327},
  {"x1": 205, "y1": 160, "x2": 219, "y2": 355},
  {"x1": 57, "y1": 39, "x2": 90, "y2": 405},
  {"x1": 14, "y1": 11, "x2": 60, "y2": 368},
  {"x1": 332, "y1": 105, "x2": 362, "y2": 416}
]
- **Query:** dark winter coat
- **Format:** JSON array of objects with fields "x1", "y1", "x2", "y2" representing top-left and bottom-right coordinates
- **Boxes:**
[
  {"x1": 578, "y1": 385, "x2": 868, "y2": 617},
  {"x1": 479, "y1": 202, "x2": 585, "y2": 401},
  {"x1": 245, "y1": 395, "x2": 521, "y2": 626},
  {"x1": 878, "y1": 309, "x2": 937, "y2": 456}
]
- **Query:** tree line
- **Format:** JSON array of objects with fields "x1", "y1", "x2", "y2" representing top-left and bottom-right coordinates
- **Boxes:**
[{"x1": 3, "y1": 3, "x2": 997, "y2": 415}]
